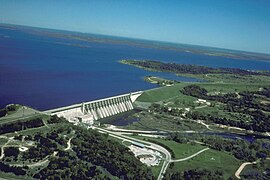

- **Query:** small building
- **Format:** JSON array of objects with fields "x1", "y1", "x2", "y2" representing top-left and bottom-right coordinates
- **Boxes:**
[{"x1": 132, "y1": 141, "x2": 145, "y2": 148}]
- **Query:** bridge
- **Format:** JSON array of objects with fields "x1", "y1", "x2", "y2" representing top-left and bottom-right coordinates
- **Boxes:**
[{"x1": 44, "y1": 91, "x2": 143, "y2": 124}]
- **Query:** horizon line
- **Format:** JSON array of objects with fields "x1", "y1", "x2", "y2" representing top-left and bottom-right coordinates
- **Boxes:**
[{"x1": 1, "y1": 22, "x2": 270, "y2": 56}]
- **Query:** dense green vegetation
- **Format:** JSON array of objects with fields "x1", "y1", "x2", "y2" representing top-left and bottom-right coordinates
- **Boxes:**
[
  {"x1": 0, "y1": 117, "x2": 44, "y2": 135},
  {"x1": 182, "y1": 85, "x2": 270, "y2": 132},
  {"x1": 164, "y1": 168, "x2": 224, "y2": 180},
  {"x1": 0, "y1": 162, "x2": 27, "y2": 176},
  {"x1": 0, "y1": 113, "x2": 153, "y2": 179},
  {"x1": 71, "y1": 126, "x2": 153, "y2": 179},
  {"x1": 32, "y1": 125, "x2": 153, "y2": 179}
]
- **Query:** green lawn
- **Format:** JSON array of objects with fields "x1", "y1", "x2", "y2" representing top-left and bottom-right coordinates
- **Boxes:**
[
  {"x1": 130, "y1": 136, "x2": 207, "y2": 159},
  {"x1": 137, "y1": 81, "x2": 266, "y2": 104},
  {"x1": 0, "y1": 114, "x2": 48, "y2": 125},
  {"x1": 129, "y1": 135, "x2": 240, "y2": 179},
  {"x1": 150, "y1": 138, "x2": 207, "y2": 159},
  {"x1": 137, "y1": 83, "x2": 189, "y2": 102},
  {"x1": 169, "y1": 149, "x2": 241, "y2": 179}
]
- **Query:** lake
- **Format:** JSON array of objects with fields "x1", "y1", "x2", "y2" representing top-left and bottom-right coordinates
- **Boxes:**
[{"x1": 0, "y1": 26, "x2": 270, "y2": 110}]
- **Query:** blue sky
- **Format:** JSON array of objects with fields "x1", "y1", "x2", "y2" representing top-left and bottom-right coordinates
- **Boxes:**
[{"x1": 1, "y1": 0, "x2": 270, "y2": 53}]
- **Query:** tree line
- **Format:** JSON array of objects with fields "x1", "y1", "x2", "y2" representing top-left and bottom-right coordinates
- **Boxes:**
[
  {"x1": 0, "y1": 118, "x2": 44, "y2": 135},
  {"x1": 0, "y1": 104, "x2": 19, "y2": 117},
  {"x1": 123, "y1": 60, "x2": 270, "y2": 76}
]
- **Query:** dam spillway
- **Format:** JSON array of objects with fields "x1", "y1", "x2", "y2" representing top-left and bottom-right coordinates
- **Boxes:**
[
  {"x1": 83, "y1": 95, "x2": 133, "y2": 120},
  {"x1": 45, "y1": 91, "x2": 143, "y2": 124}
]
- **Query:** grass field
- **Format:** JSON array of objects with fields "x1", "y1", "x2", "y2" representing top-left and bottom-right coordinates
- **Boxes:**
[
  {"x1": 0, "y1": 106, "x2": 46, "y2": 125},
  {"x1": 129, "y1": 135, "x2": 241, "y2": 178},
  {"x1": 169, "y1": 149, "x2": 241, "y2": 179},
  {"x1": 136, "y1": 81, "x2": 265, "y2": 103},
  {"x1": 137, "y1": 83, "x2": 189, "y2": 102},
  {"x1": 130, "y1": 136, "x2": 207, "y2": 159},
  {"x1": 148, "y1": 138, "x2": 206, "y2": 159}
]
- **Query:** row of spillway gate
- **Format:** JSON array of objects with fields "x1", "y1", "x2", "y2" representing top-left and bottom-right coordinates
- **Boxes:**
[
  {"x1": 45, "y1": 91, "x2": 143, "y2": 124},
  {"x1": 82, "y1": 94, "x2": 133, "y2": 120}
]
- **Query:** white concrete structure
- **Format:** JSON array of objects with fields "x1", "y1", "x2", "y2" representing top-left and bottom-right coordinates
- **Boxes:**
[
  {"x1": 77, "y1": 114, "x2": 94, "y2": 124},
  {"x1": 129, "y1": 145, "x2": 162, "y2": 167},
  {"x1": 45, "y1": 91, "x2": 143, "y2": 124}
]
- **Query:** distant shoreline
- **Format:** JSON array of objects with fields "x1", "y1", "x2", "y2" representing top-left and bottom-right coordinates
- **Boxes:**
[{"x1": 1, "y1": 23, "x2": 270, "y2": 62}]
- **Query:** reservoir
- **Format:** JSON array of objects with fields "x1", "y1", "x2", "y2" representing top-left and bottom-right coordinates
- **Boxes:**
[{"x1": 0, "y1": 26, "x2": 270, "y2": 110}]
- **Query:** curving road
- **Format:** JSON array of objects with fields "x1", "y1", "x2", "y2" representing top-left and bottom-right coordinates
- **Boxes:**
[
  {"x1": 235, "y1": 161, "x2": 257, "y2": 179},
  {"x1": 170, "y1": 148, "x2": 209, "y2": 162},
  {"x1": 0, "y1": 139, "x2": 11, "y2": 160},
  {"x1": 94, "y1": 127, "x2": 171, "y2": 180},
  {"x1": 95, "y1": 127, "x2": 211, "y2": 180}
]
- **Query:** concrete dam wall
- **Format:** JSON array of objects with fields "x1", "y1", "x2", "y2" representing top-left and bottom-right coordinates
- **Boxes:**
[{"x1": 45, "y1": 91, "x2": 143, "y2": 124}]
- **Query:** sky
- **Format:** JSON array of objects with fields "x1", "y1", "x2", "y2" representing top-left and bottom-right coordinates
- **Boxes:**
[{"x1": 1, "y1": 0, "x2": 270, "y2": 54}]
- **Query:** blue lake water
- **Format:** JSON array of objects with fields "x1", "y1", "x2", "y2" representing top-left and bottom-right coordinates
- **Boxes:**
[{"x1": 0, "y1": 27, "x2": 270, "y2": 110}]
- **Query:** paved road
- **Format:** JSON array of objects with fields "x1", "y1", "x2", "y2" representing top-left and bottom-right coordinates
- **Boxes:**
[
  {"x1": 0, "y1": 139, "x2": 11, "y2": 160},
  {"x1": 95, "y1": 127, "x2": 171, "y2": 180},
  {"x1": 96, "y1": 127, "x2": 213, "y2": 180},
  {"x1": 190, "y1": 119, "x2": 212, "y2": 130},
  {"x1": 235, "y1": 161, "x2": 257, "y2": 179},
  {"x1": 170, "y1": 148, "x2": 209, "y2": 162},
  {"x1": 106, "y1": 125, "x2": 166, "y2": 134}
]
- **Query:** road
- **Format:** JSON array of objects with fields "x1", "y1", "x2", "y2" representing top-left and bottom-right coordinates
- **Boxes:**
[
  {"x1": 170, "y1": 148, "x2": 209, "y2": 162},
  {"x1": 0, "y1": 139, "x2": 11, "y2": 160},
  {"x1": 235, "y1": 161, "x2": 257, "y2": 179},
  {"x1": 96, "y1": 127, "x2": 212, "y2": 180},
  {"x1": 94, "y1": 127, "x2": 171, "y2": 180},
  {"x1": 194, "y1": 120, "x2": 212, "y2": 130},
  {"x1": 195, "y1": 105, "x2": 208, "y2": 109},
  {"x1": 106, "y1": 125, "x2": 166, "y2": 134},
  {"x1": 199, "y1": 120, "x2": 212, "y2": 130}
]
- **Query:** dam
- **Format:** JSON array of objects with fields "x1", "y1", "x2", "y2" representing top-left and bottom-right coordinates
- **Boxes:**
[{"x1": 45, "y1": 91, "x2": 143, "y2": 124}]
